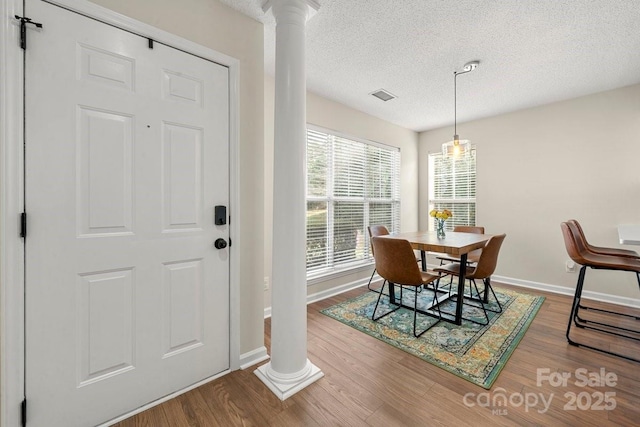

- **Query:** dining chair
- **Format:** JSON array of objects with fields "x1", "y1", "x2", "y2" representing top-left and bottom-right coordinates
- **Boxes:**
[
  {"x1": 371, "y1": 236, "x2": 442, "y2": 337},
  {"x1": 434, "y1": 233, "x2": 507, "y2": 325},
  {"x1": 367, "y1": 225, "x2": 423, "y2": 294},
  {"x1": 366, "y1": 225, "x2": 390, "y2": 293},
  {"x1": 561, "y1": 221, "x2": 640, "y2": 363}
]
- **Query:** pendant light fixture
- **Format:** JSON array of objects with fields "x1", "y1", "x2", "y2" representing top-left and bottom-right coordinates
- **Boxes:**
[{"x1": 442, "y1": 61, "x2": 479, "y2": 157}]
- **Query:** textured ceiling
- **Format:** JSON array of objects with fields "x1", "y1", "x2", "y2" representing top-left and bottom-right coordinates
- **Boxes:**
[{"x1": 217, "y1": 0, "x2": 640, "y2": 132}]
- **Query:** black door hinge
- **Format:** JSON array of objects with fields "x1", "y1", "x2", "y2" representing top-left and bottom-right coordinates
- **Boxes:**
[
  {"x1": 20, "y1": 212, "x2": 27, "y2": 238},
  {"x1": 21, "y1": 398, "x2": 27, "y2": 426},
  {"x1": 14, "y1": 15, "x2": 43, "y2": 50}
]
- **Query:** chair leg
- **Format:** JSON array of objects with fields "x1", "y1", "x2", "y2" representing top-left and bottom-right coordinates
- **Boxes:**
[
  {"x1": 413, "y1": 283, "x2": 442, "y2": 337},
  {"x1": 451, "y1": 279, "x2": 489, "y2": 326},
  {"x1": 435, "y1": 274, "x2": 455, "y2": 300},
  {"x1": 471, "y1": 280, "x2": 489, "y2": 325},
  {"x1": 367, "y1": 268, "x2": 387, "y2": 294},
  {"x1": 462, "y1": 277, "x2": 502, "y2": 314},
  {"x1": 566, "y1": 266, "x2": 586, "y2": 342},
  {"x1": 367, "y1": 268, "x2": 376, "y2": 291},
  {"x1": 434, "y1": 277, "x2": 491, "y2": 326},
  {"x1": 482, "y1": 278, "x2": 502, "y2": 313},
  {"x1": 566, "y1": 266, "x2": 640, "y2": 363},
  {"x1": 372, "y1": 281, "x2": 402, "y2": 321}
]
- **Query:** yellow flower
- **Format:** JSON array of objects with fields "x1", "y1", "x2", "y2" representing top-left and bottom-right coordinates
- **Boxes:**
[{"x1": 431, "y1": 209, "x2": 453, "y2": 220}]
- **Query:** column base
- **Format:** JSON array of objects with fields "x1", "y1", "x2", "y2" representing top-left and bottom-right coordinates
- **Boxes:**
[{"x1": 254, "y1": 359, "x2": 324, "y2": 400}]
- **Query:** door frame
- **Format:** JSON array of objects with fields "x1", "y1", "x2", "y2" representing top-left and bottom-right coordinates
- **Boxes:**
[{"x1": 0, "y1": 0, "x2": 241, "y2": 425}]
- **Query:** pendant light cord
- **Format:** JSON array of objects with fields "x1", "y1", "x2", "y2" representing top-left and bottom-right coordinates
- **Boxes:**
[
  {"x1": 454, "y1": 71, "x2": 457, "y2": 136},
  {"x1": 453, "y1": 67, "x2": 474, "y2": 138}
]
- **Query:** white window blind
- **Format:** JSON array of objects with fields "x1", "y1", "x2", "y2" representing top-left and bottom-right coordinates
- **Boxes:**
[
  {"x1": 428, "y1": 148, "x2": 476, "y2": 230},
  {"x1": 306, "y1": 126, "x2": 401, "y2": 277}
]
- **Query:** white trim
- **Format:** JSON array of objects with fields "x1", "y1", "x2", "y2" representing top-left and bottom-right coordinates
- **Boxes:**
[
  {"x1": 425, "y1": 260, "x2": 640, "y2": 308},
  {"x1": 227, "y1": 21, "x2": 241, "y2": 373},
  {"x1": 1, "y1": 1, "x2": 25, "y2": 426},
  {"x1": 263, "y1": 265, "x2": 640, "y2": 320},
  {"x1": 307, "y1": 123, "x2": 400, "y2": 152},
  {"x1": 307, "y1": 275, "x2": 375, "y2": 305},
  {"x1": 45, "y1": 0, "x2": 238, "y2": 67},
  {"x1": 239, "y1": 346, "x2": 270, "y2": 370},
  {"x1": 493, "y1": 274, "x2": 640, "y2": 309},
  {"x1": 98, "y1": 369, "x2": 231, "y2": 427},
  {"x1": 307, "y1": 262, "x2": 373, "y2": 286},
  {"x1": 264, "y1": 275, "x2": 375, "y2": 318},
  {"x1": 0, "y1": 0, "x2": 242, "y2": 423}
]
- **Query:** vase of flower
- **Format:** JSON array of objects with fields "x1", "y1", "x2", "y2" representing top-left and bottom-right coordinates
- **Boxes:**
[
  {"x1": 429, "y1": 209, "x2": 452, "y2": 239},
  {"x1": 435, "y1": 218, "x2": 446, "y2": 239}
]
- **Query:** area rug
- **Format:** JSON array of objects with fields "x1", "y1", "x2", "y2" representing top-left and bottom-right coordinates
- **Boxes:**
[{"x1": 320, "y1": 286, "x2": 544, "y2": 389}]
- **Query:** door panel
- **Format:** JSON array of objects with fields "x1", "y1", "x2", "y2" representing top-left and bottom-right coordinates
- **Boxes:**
[{"x1": 24, "y1": 1, "x2": 230, "y2": 425}]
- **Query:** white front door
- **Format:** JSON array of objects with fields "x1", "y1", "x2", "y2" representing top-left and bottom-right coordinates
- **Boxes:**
[{"x1": 24, "y1": 1, "x2": 230, "y2": 425}]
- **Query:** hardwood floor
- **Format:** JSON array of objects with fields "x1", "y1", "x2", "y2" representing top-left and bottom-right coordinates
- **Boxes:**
[{"x1": 115, "y1": 283, "x2": 639, "y2": 426}]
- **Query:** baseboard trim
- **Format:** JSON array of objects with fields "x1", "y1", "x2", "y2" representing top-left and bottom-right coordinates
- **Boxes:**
[
  {"x1": 307, "y1": 275, "x2": 377, "y2": 305},
  {"x1": 493, "y1": 274, "x2": 640, "y2": 309},
  {"x1": 239, "y1": 346, "x2": 270, "y2": 370},
  {"x1": 263, "y1": 270, "x2": 640, "y2": 320},
  {"x1": 263, "y1": 275, "x2": 376, "y2": 319}
]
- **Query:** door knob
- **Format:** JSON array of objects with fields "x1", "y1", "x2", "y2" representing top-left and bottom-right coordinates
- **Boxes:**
[{"x1": 214, "y1": 238, "x2": 227, "y2": 249}]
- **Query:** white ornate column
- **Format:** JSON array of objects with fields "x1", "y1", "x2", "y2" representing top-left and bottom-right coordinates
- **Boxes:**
[{"x1": 254, "y1": 0, "x2": 323, "y2": 400}]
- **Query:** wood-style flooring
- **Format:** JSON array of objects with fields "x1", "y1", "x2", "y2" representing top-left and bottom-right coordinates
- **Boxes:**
[{"x1": 115, "y1": 282, "x2": 639, "y2": 426}]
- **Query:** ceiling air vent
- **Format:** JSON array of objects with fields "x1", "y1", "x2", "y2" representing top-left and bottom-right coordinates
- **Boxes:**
[{"x1": 370, "y1": 89, "x2": 396, "y2": 102}]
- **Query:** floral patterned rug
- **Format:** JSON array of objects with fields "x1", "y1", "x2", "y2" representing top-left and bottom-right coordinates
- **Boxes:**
[{"x1": 320, "y1": 285, "x2": 544, "y2": 389}]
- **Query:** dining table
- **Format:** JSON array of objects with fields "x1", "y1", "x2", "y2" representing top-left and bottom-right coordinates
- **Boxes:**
[{"x1": 377, "y1": 231, "x2": 492, "y2": 325}]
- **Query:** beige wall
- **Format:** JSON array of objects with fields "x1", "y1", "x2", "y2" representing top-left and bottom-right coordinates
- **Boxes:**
[
  {"x1": 264, "y1": 76, "x2": 419, "y2": 308},
  {"x1": 419, "y1": 83, "x2": 640, "y2": 300},
  {"x1": 88, "y1": 0, "x2": 265, "y2": 353}
]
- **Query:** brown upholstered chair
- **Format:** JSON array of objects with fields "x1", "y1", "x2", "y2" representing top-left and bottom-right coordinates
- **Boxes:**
[
  {"x1": 371, "y1": 236, "x2": 442, "y2": 337},
  {"x1": 434, "y1": 234, "x2": 506, "y2": 324},
  {"x1": 367, "y1": 225, "x2": 422, "y2": 293},
  {"x1": 561, "y1": 221, "x2": 640, "y2": 362},
  {"x1": 569, "y1": 219, "x2": 640, "y2": 259},
  {"x1": 366, "y1": 225, "x2": 390, "y2": 293}
]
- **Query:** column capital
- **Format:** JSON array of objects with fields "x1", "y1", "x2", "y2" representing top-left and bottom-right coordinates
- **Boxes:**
[{"x1": 262, "y1": 0, "x2": 320, "y2": 21}]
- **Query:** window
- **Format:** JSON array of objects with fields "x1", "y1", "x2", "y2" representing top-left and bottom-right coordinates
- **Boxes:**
[
  {"x1": 428, "y1": 148, "x2": 476, "y2": 230},
  {"x1": 306, "y1": 126, "x2": 401, "y2": 277}
]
